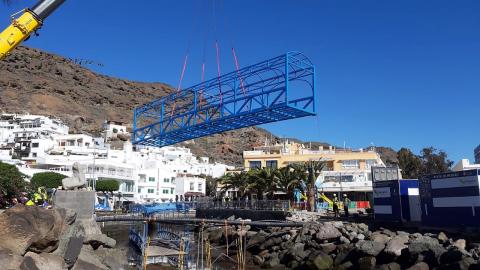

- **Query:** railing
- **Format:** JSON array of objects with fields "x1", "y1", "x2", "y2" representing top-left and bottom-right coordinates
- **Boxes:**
[{"x1": 195, "y1": 200, "x2": 291, "y2": 211}]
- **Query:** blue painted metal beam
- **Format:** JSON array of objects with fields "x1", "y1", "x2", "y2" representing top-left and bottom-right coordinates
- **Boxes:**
[{"x1": 133, "y1": 52, "x2": 316, "y2": 147}]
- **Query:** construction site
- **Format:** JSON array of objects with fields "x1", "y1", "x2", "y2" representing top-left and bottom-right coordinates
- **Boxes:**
[{"x1": 0, "y1": 1, "x2": 480, "y2": 270}]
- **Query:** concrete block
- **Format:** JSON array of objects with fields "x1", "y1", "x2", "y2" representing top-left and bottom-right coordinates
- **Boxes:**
[{"x1": 54, "y1": 191, "x2": 95, "y2": 219}]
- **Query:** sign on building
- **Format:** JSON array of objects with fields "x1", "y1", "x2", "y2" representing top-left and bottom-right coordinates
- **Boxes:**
[{"x1": 371, "y1": 166, "x2": 400, "y2": 182}]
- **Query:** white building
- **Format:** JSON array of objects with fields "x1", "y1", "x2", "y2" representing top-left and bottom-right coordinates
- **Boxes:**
[
  {"x1": 175, "y1": 174, "x2": 206, "y2": 201},
  {"x1": 453, "y1": 159, "x2": 480, "y2": 172},
  {"x1": 103, "y1": 120, "x2": 128, "y2": 140},
  {"x1": 0, "y1": 114, "x2": 231, "y2": 204}
]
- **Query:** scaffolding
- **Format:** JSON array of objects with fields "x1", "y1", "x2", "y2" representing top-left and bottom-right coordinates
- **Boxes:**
[{"x1": 133, "y1": 52, "x2": 316, "y2": 147}]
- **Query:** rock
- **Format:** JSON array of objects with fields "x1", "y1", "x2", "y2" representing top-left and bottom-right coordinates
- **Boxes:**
[
  {"x1": 340, "y1": 236, "x2": 351, "y2": 244},
  {"x1": 285, "y1": 242, "x2": 308, "y2": 262},
  {"x1": 384, "y1": 235, "x2": 409, "y2": 257},
  {"x1": 312, "y1": 252, "x2": 333, "y2": 270},
  {"x1": 315, "y1": 223, "x2": 342, "y2": 241},
  {"x1": 437, "y1": 232, "x2": 448, "y2": 243},
  {"x1": 281, "y1": 234, "x2": 291, "y2": 241},
  {"x1": 409, "y1": 236, "x2": 445, "y2": 257},
  {"x1": 227, "y1": 215, "x2": 235, "y2": 221},
  {"x1": 336, "y1": 261, "x2": 354, "y2": 270},
  {"x1": 406, "y1": 262, "x2": 429, "y2": 270},
  {"x1": 77, "y1": 245, "x2": 108, "y2": 270},
  {"x1": 332, "y1": 221, "x2": 345, "y2": 229},
  {"x1": 454, "y1": 239, "x2": 467, "y2": 250},
  {"x1": 335, "y1": 244, "x2": 355, "y2": 266},
  {"x1": 253, "y1": 255, "x2": 264, "y2": 265},
  {"x1": 83, "y1": 234, "x2": 116, "y2": 249},
  {"x1": 247, "y1": 230, "x2": 268, "y2": 250},
  {"x1": 64, "y1": 236, "x2": 84, "y2": 268},
  {"x1": 382, "y1": 229, "x2": 396, "y2": 237},
  {"x1": 371, "y1": 233, "x2": 391, "y2": 245},
  {"x1": 263, "y1": 256, "x2": 280, "y2": 268},
  {"x1": 0, "y1": 248, "x2": 24, "y2": 270},
  {"x1": 356, "y1": 240, "x2": 385, "y2": 256},
  {"x1": 359, "y1": 256, "x2": 376, "y2": 270},
  {"x1": 320, "y1": 243, "x2": 337, "y2": 254},
  {"x1": 72, "y1": 259, "x2": 107, "y2": 270},
  {"x1": 357, "y1": 234, "x2": 366, "y2": 241},
  {"x1": 0, "y1": 205, "x2": 75, "y2": 255},
  {"x1": 20, "y1": 252, "x2": 67, "y2": 270},
  {"x1": 91, "y1": 245, "x2": 127, "y2": 270},
  {"x1": 439, "y1": 249, "x2": 463, "y2": 265},
  {"x1": 358, "y1": 223, "x2": 369, "y2": 232},
  {"x1": 378, "y1": 262, "x2": 401, "y2": 270}
]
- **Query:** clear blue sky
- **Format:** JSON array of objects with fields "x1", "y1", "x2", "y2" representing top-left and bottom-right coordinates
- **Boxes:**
[{"x1": 1, "y1": 0, "x2": 479, "y2": 162}]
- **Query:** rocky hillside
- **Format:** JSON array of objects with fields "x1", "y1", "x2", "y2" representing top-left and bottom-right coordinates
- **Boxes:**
[
  {"x1": 0, "y1": 46, "x2": 399, "y2": 167},
  {"x1": 0, "y1": 47, "x2": 286, "y2": 166}
]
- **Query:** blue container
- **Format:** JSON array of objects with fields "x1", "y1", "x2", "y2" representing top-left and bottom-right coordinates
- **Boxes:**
[
  {"x1": 373, "y1": 179, "x2": 420, "y2": 223},
  {"x1": 420, "y1": 169, "x2": 480, "y2": 227}
]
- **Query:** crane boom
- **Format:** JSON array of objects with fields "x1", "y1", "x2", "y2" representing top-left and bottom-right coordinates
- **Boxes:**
[{"x1": 0, "y1": 0, "x2": 65, "y2": 60}]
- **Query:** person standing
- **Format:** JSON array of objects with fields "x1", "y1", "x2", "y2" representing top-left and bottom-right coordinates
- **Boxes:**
[
  {"x1": 333, "y1": 194, "x2": 339, "y2": 218},
  {"x1": 343, "y1": 194, "x2": 351, "y2": 218}
]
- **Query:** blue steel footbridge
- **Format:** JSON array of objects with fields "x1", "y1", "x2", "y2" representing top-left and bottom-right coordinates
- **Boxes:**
[{"x1": 132, "y1": 52, "x2": 316, "y2": 147}]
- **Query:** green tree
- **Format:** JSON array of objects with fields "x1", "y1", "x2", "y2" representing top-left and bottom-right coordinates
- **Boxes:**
[
  {"x1": 288, "y1": 160, "x2": 326, "y2": 211},
  {"x1": 248, "y1": 167, "x2": 278, "y2": 200},
  {"x1": 95, "y1": 179, "x2": 120, "y2": 193},
  {"x1": 0, "y1": 162, "x2": 27, "y2": 200},
  {"x1": 420, "y1": 147, "x2": 453, "y2": 175},
  {"x1": 31, "y1": 172, "x2": 67, "y2": 189},
  {"x1": 204, "y1": 175, "x2": 217, "y2": 197},
  {"x1": 219, "y1": 171, "x2": 249, "y2": 199},
  {"x1": 397, "y1": 148, "x2": 423, "y2": 179},
  {"x1": 275, "y1": 166, "x2": 303, "y2": 200}
]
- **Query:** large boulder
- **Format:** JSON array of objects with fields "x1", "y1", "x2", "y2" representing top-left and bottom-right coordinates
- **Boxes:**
[
  {"x1": 384, "y1": 235, "x2": 409, "y2": 257},
  {"x1": 83, "y1": 234, "x2": 116, "y2": 249},
  {"x1": 0, "y1": 205, "x2": 76, "y2": 255},
  {"x1": 356, "y1": 240, "x2": 385, "y2": 256},
  {"x1": 371, "y1": 233, "x2": 392, "y2": 245},
  {"x1": 359, "y1": 256, "x2": 376, "y2": 270},
  {"x1": 72, "y1": 259, "x2": 107, "y2": 270},
  {"x1": 310, "y1": 252, "x2": 333, "y2": 270},
  {"x1": 409, "y1": 236, "x2": 445, "y2": 257},
  {"x1": 0, "y1": 248, "x2": 24, "y2": 270},
  {"x1": 20, "y1": 252, "x2": 67, "y2": 270},
  {"x1": 314, "y1": 222, "x2": 342, "y2": 241}
]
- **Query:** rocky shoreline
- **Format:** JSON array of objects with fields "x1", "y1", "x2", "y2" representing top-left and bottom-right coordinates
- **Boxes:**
[
  {"x1": 0, "y1": 205, "x2": 127, "y2": 270},
  {"x1": 204, "y1": 216, "x2": 480, "y2": 270}
]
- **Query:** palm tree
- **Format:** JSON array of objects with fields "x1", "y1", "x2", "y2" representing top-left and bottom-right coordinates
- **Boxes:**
[
  {"x1": 247, "y1": 167, "x2": 278, "y2": 200},
  {"x1": 289, "y1": 159, "x2": 327, "y2": 211},
  {"x1": 275, "y1": 166, "x2": 303, "y2": 201},
  {"x1": 218, "y1": 171, "x2": 249, "y2": 199}
]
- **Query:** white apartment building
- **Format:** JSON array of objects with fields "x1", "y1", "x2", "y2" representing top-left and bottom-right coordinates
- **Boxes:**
[
  {"x1": 103, "y1": 120, "x2": 128, "y2": 140},
  {"x1": 0, "y1": 114, "x2": 231, "y2": 204},
  {"x1": 175, "y1": 174, "x2": 206, "y2": 201}
]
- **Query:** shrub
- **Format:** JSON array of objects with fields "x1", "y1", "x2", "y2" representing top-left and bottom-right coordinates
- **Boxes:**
[
  {"x1": 0, "y1": 162, "x2": 28, "y2": 199},
  {"x1": 31, "y1": 172, "x2": 67, "y2": 189},
  {"x1": 95, "y1": 179, "x2": 120, "y2": 193}
]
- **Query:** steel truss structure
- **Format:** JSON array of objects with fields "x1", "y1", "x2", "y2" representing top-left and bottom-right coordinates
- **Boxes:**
[{"x1": 133, "y1": 52, "x2": 316, "y2": 147}]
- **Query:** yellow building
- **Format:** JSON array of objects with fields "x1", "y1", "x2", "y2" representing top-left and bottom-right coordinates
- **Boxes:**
[
  {"x1": 243, "y1": 141, "x2": 382, "y2": 172},
  {"x1": 243, "y1": 141, "x2": 386, "y2": 202}
]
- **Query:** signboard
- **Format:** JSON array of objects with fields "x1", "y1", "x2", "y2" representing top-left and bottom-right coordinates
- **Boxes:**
[{"x1": 371, "y1": 166, "x2": 400, "y2": 182}]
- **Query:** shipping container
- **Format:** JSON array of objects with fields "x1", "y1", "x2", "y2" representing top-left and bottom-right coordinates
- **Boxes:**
[
  {"x1": 373, "y1": 179, "x2": 420, "y2": 223},
  {"x1": 420, "y1": 169, "x2": 480, "y2": 227}
]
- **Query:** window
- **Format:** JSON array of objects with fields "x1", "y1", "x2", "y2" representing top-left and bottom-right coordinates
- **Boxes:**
[
  {"x1": 365, "y1": 160, "x2": 376, "y2": 169},
  {"x1": 170, "y1": 188, "x2": 174, "y2": 194},
  {"x1": 190, "y1": 182, "x2": 194, "y2": 191},
  {"x1": 32, "y1": 143, "x2": 39, "y2": 148},
  {"x1": 163, "y1": 189, "x2": 169, "y2": 194},
  {"x1": 266, "y1": 160, "x2": 278, "y2": 169},
  {"x1": 164, "y1": 178, "x2": 169, "y2": 183},
  {"x1": 171, "y1": 177, "x2": 175, "y2": 184},
  {"x1": 148, "y1": 189, "x2": 155, "y2": 194},
  {"x1": 249, "y1": 161, "x2": 262, "y2": 169},
  {"x1": 342, "y1": 160, "x2": 359, "y2": 169},
  {"x1": 32, "y1": 153, "x2": 37, "y2": 158},
  {"x1": 138, "y1": 188, "x2": 142, "y2": 193},
  {"x1": 198, "y1": 183, "x2": 202, "y2": 191},
  {"x1": 139, "y1": 174, "x2": 146, "y2": 182},
  {"x1": 149, "y1": 177, "x2": 155, "y2": 182}
]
